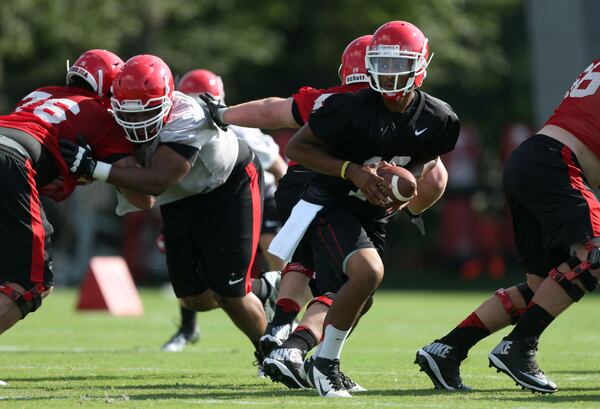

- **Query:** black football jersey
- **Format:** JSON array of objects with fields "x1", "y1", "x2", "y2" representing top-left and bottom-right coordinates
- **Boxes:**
[{"x1": 304, "y1": 87, "x2": 460, "y2": 220}]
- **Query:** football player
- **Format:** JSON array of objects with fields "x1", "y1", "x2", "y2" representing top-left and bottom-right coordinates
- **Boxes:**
[
  {"x1": 279, "y1": 21, "x2": 459, "y2": 397},
  {"x1": 416, "y1": 58, "x2": 600, "y2": 394},
  {"x1": 0, "y1": 50, "x2": 135, "y2": 342},
  {"x1": 59, "y1": 55, "x2": 268, "y2": 368},
  {"x1": 161, "y1": 69, "x2": 286, "y2": 353}
]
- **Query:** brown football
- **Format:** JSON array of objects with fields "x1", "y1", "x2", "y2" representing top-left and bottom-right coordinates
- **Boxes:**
[{"x1": 376, "y1": 165, "x2": 417, "y2": 203}]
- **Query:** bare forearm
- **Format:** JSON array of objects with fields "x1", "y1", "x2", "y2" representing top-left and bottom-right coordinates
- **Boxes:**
[
  {"x1": 223, "y1": 97, "x2": 297, "y2": 129},
  {"x1": 107, "y1": 166, "x2": 171, "y2": 196},
  {"x1": 286, "y1": 138, "x2": 346, "y2": 178}
]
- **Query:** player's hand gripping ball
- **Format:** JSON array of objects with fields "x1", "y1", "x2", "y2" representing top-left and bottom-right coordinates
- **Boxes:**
[{"x1": 376, "y1": 164, "x2": 416, "y2": 205}]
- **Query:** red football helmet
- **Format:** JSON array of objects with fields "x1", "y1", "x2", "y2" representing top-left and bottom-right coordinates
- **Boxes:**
[
  {"x1": 338, "y1": 35, "x2": 372, "y2": 85},
  {"x1": 366, "y1": 21, "x2": 433, "y2": 101},
  {"x1": 111, "y1": 55, "x2": 174, "y2": 143},
  {"x1": 177, "y1": 69, "x2": 225, "y2": 101},
  {"x1": 66, "y1": 49, "x2": 124, "y2": 97}
]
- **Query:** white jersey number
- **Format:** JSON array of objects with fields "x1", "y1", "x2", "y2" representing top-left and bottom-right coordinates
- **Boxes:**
[
  {"x1": 16, "y1": 91, "x2": 80, "y2": 124},
  {"x1": 567, "y1": 61, "x2": 600, "y2": 98}
]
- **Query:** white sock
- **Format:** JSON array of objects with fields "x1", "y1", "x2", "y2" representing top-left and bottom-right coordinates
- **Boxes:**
[{"x1": 316, "y1": 324, "x2": 350, "y2": 360}]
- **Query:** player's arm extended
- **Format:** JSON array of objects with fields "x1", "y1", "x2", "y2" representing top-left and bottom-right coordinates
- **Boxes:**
[
  {"x1": 221, "y1": 97, "x2": 299, "y2": 129},
  {"x1": 286, "y1": 124, "x2": 389, "y2": 206},
  {"x1": 112, "y1": 156, "x2": 155, "y2": 209},
  {"x1": 107, "y1": 145, "x2": 191, "y2": 196}
]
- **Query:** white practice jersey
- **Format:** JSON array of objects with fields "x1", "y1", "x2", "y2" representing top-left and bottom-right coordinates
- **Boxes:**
[
  {"x1": 230, "y1": 124, "x2": 279, "y2": 198},
  {"x1": 116, "y1": 91, "x2": 239, "y2": 215}
]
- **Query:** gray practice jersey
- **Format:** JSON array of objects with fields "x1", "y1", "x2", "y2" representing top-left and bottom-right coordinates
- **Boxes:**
[
  {"x1": 116, "y1": 91, "x2": 239, "y2": 215},
  {"x1": 230, "y1": 124, "x2": 279, "y2": 198}
]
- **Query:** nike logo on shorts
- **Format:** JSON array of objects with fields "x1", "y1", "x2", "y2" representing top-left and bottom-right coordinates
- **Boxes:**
[{"x1": 228, "y1": 277, "x2": 245, "y2": 285}]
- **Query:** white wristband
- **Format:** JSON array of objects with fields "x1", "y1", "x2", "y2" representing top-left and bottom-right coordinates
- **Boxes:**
[
  {"x1": 92, "y1": 161, "x2": 112, "y2": 182},
  {"x1": 216, "y1": 107, "x2": 227, "y2": 125}
]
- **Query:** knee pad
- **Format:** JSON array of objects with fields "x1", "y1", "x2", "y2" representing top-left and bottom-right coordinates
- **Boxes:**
[
  {"x1": 0, "y1": 283, "x2": 46, "y2": 319},
  {"x1": 494, "y1": 286, "x2": 531, "y2": 325},
  {"x1": 549, "y1": 247, "x2": 600, "y2": 302},
  {"x1": 282, "y1": 263, "x2": 315, "y2": 279},
  {"x1": 306, "y1": 292, "x2": 335, "y2": 310}
]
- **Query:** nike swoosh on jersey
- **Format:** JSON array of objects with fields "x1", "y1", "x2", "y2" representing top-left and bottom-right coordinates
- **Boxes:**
[
  {"x1": 228, "y1": 277, "x2": 245, "y2": 285},
  {"x1": 415, "y1": 128, "x2": 428, "y2": 136}
]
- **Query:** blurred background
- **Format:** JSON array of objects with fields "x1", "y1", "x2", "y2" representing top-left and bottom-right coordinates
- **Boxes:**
[{"x1": 1, "y1": 0, "x2": 599, "y2": 289}]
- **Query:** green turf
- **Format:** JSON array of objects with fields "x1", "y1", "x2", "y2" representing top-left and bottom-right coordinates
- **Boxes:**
[{"x1": 1, "y1": 288, "x2": 599, "y2": 408}]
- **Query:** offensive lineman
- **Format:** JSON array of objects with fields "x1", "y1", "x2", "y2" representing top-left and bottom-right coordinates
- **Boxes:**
[{"x1": 416, "y1": 58, "x2": 600, "y2": 394}]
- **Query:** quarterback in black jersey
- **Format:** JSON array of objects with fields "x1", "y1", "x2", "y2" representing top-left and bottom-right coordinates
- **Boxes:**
[{"x1": 284, "y1": 21, "x2": 460, "y2": 397}]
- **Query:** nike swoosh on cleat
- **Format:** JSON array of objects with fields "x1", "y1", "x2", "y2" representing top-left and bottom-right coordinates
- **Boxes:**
[
  {"x1": 415, "y1": 128, "x2": 428, "y2": 136},
  {"x1": 316, "y1": 376, "x2": 331, "y2": 395}
]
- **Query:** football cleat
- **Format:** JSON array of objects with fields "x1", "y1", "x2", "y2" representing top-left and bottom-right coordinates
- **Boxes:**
[
  {"x1": 302, "y1": 355, "x2": 365, "y2": 392},
  {"x1": 488, "y1": 337, "x2": 557, "y2": 393},
  {"x1": 259, "y1": 322, "x2": 293, "y2": 357},
  {"x1": 0, "y1": 380, "x2": 7, "y2": 386},
  {"x1": 415, "y1": 341, "x2": 470, "y2": 391},
  {"x1": 263, "y1": 347, "x2": 311, "y2": 389},
  {"x1": 307, "y1": 357, "x2": 352, "y2": 398},
  {"x1": 161, "y1": 328, "x2": 200, "y2": 352},
  {"x1": 261, "y1": 270, "x2": 281, "y2": 322}
]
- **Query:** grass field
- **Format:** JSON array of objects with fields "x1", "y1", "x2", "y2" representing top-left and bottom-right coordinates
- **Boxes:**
[{"x1": 1, "y1": 288, "x2": 600, "y2": 408}]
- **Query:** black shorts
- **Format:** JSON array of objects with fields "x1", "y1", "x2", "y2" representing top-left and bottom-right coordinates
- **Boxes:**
[
  {"x1": 0, "y1": 143, "x2": 54, "y2": 289},
  {"x1": 261, "y1": 196, "x2": 280, "y2": 235},
  {"x1": 160, "y1": 154, "x2": 263, "y2": 298},
  {"x1": 503, "y1": 134, "x2": 600, "y2": 276},
  {"x1": 307, "y1": 204, "x2": 385, "y2": 294}
]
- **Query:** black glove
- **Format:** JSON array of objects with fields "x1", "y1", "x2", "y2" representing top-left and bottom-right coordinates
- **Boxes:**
[
  {"x1": 59, "y1": 134, "x2": 98, "y2": 179},
  {"x1": 404, "y1": 208, "x2": 426, "y2": 236},
  {"x1": 198, "y1": 92, "x2": 228, "y2": 131}
]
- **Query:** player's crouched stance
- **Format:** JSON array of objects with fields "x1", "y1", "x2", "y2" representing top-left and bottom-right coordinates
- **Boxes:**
[
  {"x1": 60, "y1": 55, "x2": 268, "y2": 368},
  {"x1": 416, "y1": 59, "x2": 600, "y2": 394}
]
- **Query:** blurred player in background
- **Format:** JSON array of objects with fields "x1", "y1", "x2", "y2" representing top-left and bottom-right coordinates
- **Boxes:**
[
  {"x1": 416, "y1": 58, "x2": 600, "y2": 394},
  {"x1": 268, "y1": 21, "x2": 459, "y2": 397},
  {"x1": 0, "y1": 49, "x2": 133, "y2": 343},
  {"x1": 60, "y1": 54, "x2": 268, "y2": 370},
  {"x1": 160, "y1": 69, "x2": 286, "y2": 352}
]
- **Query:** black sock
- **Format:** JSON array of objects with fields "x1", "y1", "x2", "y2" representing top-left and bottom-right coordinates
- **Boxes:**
[
  {"x1": 281, "y1": 328, "x2": 318, "y2": 353},
  {"x1": 440, "y1": 327, "x2": 489, "y2": 356},
  {"x1": 270, "y1": 299, "x2": 300, "y2": 327},
  {"x1": 438, "y1": 312, "x2": 490, "y2": 356},
  {"x1": 180, "y1": 305, "x2": 197, "y2": 334},
  {"x1": 506, "y1": 303, "x2": 554, "y2": 340}
]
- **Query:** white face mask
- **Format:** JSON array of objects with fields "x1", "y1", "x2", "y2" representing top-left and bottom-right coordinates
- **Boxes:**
[
  {"x1": 366, "y1": 42, "x2": 432, "y2": 96},
  {"x1": 111, "y1": 96, "x2": 173, "y2": 143}
]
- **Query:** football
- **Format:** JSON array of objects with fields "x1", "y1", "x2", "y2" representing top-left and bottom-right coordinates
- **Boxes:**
[{"x1": 377, "y1": 164, "x2": 417, "y2": 203}]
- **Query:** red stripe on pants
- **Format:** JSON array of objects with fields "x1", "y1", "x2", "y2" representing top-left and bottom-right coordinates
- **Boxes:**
[
  {"x1": 25, "y1": 159, "x2": 44, "y2": 283},
  {"x1": 244, "y1": 162, "x2": 262, "y2": 294},
  {"x1": 561, "y1": 146, "x2": 600, "y2": 236}
]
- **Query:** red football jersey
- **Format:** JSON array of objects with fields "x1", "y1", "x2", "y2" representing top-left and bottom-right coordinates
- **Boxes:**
[
  {"x1": 546, "y1": 58, "x2": 600, "y2": 159},
  {"x1": 292, "y1": 82, "x2": 366, "y2": 125},
  {"x1": 0, "y1": 86, "x2": 133, "y2": 200}
]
